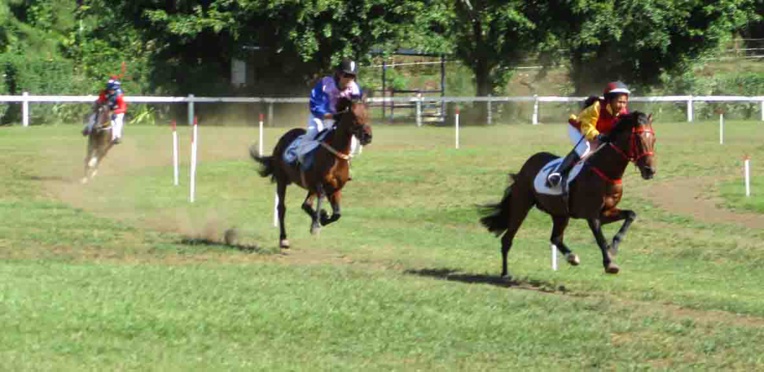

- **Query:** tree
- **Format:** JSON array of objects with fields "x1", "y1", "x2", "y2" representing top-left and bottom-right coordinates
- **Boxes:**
[
  {"x1": 448, "y1": 0, "x2": 557, "y2": 97},
  {"x1": 557, "y1": 0, "x2": 759, "y2": 95}
]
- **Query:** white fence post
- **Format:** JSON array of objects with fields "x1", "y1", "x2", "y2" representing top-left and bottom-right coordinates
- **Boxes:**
[
  {"x1": 416, "y1": 93, "x2": 422, "y2": 127},
  {"x1": 187, "y1": 94, "x2": 195, "y2": 126},
  {"x1": 551, "y1": 244, "x2": 558, "y2": 271},
  {"x1": 687, "y1": 97, "x2": 694, "y2": 123},
  {"x1": 455, "y1": 107, "x2": 460, "y2": 149},
  {"x1": 22, "y1": 92, "x2": 29, "y2": 127},
  {"x1": 273, "y1": 192, "x2": 279, "y2": 227},
  {"x1": 258, "y1": 113, "x2": 264, "y2": 156},
  {"x1": 189, "y1": 116, "x2": 198, "y2": 203},
  {"x1": 172, "y1": 120, "x2": 179, "y2": 186},
  {"x1": 487, "y1": 94, "x2": 492, "y2": 125},
  {"x1": 267, "y1": 101, "x2": 274, "y2": 126},
  {"x1": 719, "y1": 113, "x2": 724, "y2": 145},
  {"x1": 532, "y1": 95, "x2": 539, "y2": 125},
  {"x1": 744, "y1": 155, "x2": 751, "y2": 197}
]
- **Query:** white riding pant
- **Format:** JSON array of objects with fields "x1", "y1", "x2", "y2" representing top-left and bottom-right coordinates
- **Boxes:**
[
  {"x1": 568, "y1": 124, "x2": 591, "y2": 158},
  {"x1": 297, "y1": 115, "x2": 335, "y2": 163},
  {"x1": 111, "y1": 113, "x2": 125, "y2": 141},
  {"x1": 305, "y1": 115, "x2": 334, "y2": 139},
  {"x1": 84, "y1": 113, "x2": 124, "y2": 141}
]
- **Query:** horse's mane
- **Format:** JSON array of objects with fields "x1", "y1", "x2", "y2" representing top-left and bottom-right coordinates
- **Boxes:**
[{"x1": 611, "y1": 111, "x2": 649, "y2": 137}]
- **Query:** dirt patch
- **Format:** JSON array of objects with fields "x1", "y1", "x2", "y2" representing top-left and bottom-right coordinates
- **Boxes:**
[{"x1": 635, "y1": 176, "x2": 764, "y2": 229}]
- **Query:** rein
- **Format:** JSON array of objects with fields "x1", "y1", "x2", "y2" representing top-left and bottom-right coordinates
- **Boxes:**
[
  {"x1": 590, "y1": 125, "x2": 654, "y2": 184},
  {"x1": 320, "y1": 141, "x2": 351, "y2": 160}
]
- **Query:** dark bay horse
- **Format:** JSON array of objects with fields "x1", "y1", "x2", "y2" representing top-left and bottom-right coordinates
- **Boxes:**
[
  {"x1": 250, "y1": 97, "x2": 372, "y2": 248},
  {"x1": 81, "y1": 103, "x2": 114, "y2": 184},
  {"x1": 480, "y1": 112, "x2": 656, "y2": 276}
]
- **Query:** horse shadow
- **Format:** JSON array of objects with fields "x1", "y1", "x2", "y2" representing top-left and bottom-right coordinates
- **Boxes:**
[
  {"x1": 178, "y1": 237, "x2": 271, "y2": 254},
  {"x1": 404, "y1": 268, "x2": 570, "y2": 294}
]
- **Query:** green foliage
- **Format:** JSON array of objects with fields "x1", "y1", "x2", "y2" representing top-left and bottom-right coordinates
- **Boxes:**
[{"x1": 559, "y1": 0, "x2": 759, "y2": 94}]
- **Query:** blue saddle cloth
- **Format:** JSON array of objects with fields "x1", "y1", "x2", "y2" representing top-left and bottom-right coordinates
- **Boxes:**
[{"x1": 283, "y1": 129, "x2": 333, "y2": 171}]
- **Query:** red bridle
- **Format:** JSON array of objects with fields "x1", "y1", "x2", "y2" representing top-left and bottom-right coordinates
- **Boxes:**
[
  {"x1": 591, "y1": 125, "x2": 655, "y2": 184},
  {"x1": 608, "y1": 126, "x2": 655, "y2": 163}
]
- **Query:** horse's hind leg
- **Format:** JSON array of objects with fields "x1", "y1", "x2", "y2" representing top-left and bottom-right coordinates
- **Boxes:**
[
  {"x1": 276, "y1": 181, "x2": 289, "y2": 249},
  {"x1": 550, "y1": 216, "x2": 580, "y2": 266},
  {"x1": 499, "y1": 190, "x2": 534, "y2": 278},
  {"x1": 301, "y1": 191, "x2": 322, "y2": 235},
  {"x1": 600, "y1": 208, "x2": 637, "y2": 256}
]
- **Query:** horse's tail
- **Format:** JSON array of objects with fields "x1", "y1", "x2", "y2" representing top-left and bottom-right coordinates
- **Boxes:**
[
  {"x1": 249, "y1": 145, "x2": 275, "y2": 182},
  {"x1": 479, "y1": 173, "x2": 519, "y2": 236}
]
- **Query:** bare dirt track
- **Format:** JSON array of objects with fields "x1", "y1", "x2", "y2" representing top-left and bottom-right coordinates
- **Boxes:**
[{"x1": 635, "y1": 176, "x2": 764, "y2": 229}]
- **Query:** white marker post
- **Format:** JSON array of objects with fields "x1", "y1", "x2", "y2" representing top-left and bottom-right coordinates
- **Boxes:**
[
  {"x1": 189, "y1": 116, "x2": 198, "y2": 203},
  {"x1": 455, "y1": 106, "x2": 460, "y2": 149},
  {"x1": 551, "y1": 244, "x2": 558, "y2": 271},
  {"x1": 258, "y1": 113, "x2": 264, "y2": 156},
  {"x1": 744, "y1": 155, "x2": 751, "y2": 197},
  {"x1": 719, "y1": 113, "x2": 724, "y2": 145},
  {"x1": 273, "y1": 192, "x2": 279, "y2": 227},
  {"x1": 172, "y1": 120, "x2": 179, "y2": 186}
]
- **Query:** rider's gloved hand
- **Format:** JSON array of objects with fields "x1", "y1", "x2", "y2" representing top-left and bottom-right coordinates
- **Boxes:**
[{"x1": 596, "y1": 133, "x2": 610, "y2": 143}]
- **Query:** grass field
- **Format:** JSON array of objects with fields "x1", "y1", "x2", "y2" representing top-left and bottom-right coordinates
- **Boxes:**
[{"x1": 2, "y1": 118, "x2": 764, "y2": 370}]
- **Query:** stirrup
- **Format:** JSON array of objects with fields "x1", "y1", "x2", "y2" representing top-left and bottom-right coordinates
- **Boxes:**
[{"x1": 546, "y1": 172, "x2": 561, "y2": 187}]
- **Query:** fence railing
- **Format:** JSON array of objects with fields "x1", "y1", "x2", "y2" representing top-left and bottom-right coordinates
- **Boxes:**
[{"x1": 1, "y1": 93, "x2": 763, "y2": 127}]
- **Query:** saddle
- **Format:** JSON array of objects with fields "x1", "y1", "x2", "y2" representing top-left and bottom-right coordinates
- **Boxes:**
[
  {"x1": 284, "y1": 128, "x2": 333, "y2": 171},
  {"x1": 533, "y1": 157, "x2": 586, "y2": 196}
]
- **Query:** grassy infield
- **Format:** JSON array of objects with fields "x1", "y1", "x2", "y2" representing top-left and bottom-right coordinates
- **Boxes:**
[{"x1": 1, "y1": 118, "x2": 764, "y2": 370}]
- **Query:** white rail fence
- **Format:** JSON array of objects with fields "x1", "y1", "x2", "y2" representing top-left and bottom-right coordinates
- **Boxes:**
[{"x1": 1, "y1": 93, "x2": 763, "y2": 127}]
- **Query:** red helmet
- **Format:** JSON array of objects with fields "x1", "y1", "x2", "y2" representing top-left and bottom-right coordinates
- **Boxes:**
[{"x1": 604, "y1": 81, "x2": 630, "y2": 97}]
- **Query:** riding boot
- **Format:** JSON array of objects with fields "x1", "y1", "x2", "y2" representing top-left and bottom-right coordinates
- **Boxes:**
[{"x1": 546, "y1": 150, "x2": 581, "y2": 189}]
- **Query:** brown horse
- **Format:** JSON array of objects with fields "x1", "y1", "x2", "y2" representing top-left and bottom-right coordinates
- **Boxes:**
[
  {"x1": 250, "y1": 97, "x2": 372, "y2": 248},
  {"x1": 81, "y1": 103, "x2": 114, "y2": 184},
  {"x1": 480, "y1": 111, "x2": 656, "y2": 276}
]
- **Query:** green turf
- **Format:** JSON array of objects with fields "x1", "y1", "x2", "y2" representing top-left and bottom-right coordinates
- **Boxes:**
[{"x1": 1, "y1": 118, "x2": 764, "y2": 370}]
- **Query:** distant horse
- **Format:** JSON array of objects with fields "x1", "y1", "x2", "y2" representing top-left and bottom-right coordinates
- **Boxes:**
[
  {"x1": 480, "y1": 112, "x2": 656, "y2": 276},
  {"x1": 81, "y1": 103, "x2": 114, "y2": 184},
  {"x1": 250, "y1": 97, "x2": 372, "y2": 248}
]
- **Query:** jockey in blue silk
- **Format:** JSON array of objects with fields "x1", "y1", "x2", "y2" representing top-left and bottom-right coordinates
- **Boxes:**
[
  {"x1": 297, "y1": 58, "x2": 363, "y2": 165},
  {"x1": 82, "y1": 77, "x2": 128, "y2": 144}
]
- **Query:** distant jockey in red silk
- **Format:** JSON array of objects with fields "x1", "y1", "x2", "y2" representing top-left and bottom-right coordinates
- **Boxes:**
[
  {"x1": 82, "y1": 76, "x2": 128, "y2": 144},
  {"x1": 546, "y1": 81, "x2": 631, "y2": 190}
]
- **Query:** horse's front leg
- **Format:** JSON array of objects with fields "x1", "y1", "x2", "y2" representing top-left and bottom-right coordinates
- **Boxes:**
[
  {"x1": 587, "y1": 217, "x2": 619, "y2": 274},
  {"x1": 320, "y1": 191, "x2": 342, "y2": 226},
  {"x1": 82, "y1": 139, "x2": 95, "y2": 184},
  {"x1": 600, "y1": 208, "x2": 637, "y2": 256}
]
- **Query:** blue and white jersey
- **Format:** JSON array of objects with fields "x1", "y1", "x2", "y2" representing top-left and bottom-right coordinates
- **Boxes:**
[{"x1": 309, "y1": 76, "x2": 362, "y2": 118}]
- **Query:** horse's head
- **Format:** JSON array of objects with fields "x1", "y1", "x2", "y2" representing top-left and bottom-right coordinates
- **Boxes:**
[
  {"x1": 96, "y1": 103, "x2": 112, "y2": 128},
  {"x1": 336, "y1": 96, "x2": 372, "y2": 146},
  {"x1": 610, "y1": 111, "x2": 656, "y2": 180}
]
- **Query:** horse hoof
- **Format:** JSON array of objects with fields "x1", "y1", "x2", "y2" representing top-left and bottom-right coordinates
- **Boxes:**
[
  {"x1": 279, "y1": 239, "x2": 290, "y2": 249},
  {"x1": 310, "y1": 226, "x2": 320, "y2": 235},
  {"x1": 605, "y1": 263, "x2": 620, "y2": 274},
  {"x1": 80, "y1": 177, "x2": 89, "y2": 185},
  {"x1": 566, "y1": 253, "x2": 580, "y2": 266}
]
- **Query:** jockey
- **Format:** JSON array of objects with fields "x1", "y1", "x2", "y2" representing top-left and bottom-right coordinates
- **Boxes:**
[
  {"x1": 296, "y1": 58, "x2": 362, "y2": 165},
  {"x1": 546, "y1": 81, "x2": 631, "y2": 188},
  {"x1": 82, "y1": 77, "x2": 128, "y2": 144}
]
